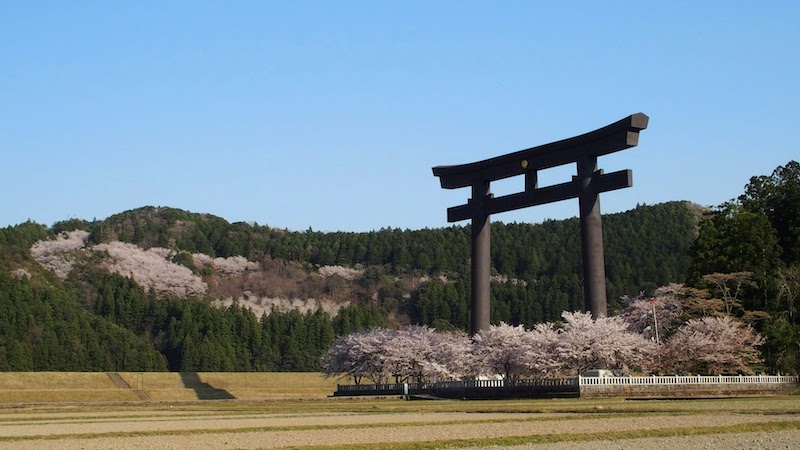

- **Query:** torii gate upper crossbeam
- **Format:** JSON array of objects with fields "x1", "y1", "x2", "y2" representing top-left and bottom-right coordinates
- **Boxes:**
[{"x1": 433, "y1": 113, "x2": 648, "y2": 189}]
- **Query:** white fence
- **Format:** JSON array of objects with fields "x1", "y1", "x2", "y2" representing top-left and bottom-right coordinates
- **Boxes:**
[
  {"x1": 434, "y1": 378, "x2": 578, "y2": 389},
  {"x1": 578, "y1": 374, "x2": 798, "y2": 386}
]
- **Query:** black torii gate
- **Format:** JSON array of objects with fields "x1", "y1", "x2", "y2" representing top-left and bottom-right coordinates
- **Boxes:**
[{"x1": 432, "y1": 113, "x2": 649, "y2": 335}]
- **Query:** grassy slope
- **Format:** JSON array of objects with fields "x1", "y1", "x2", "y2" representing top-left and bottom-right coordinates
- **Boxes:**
[{"x1": 0, "y1": 372, "x2": 340, "y2": 403}]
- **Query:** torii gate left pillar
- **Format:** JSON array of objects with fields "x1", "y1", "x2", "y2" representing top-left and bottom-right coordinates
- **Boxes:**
[
  {"x1": 470, "y1": 181, "x2": 491, "y2": 334},
  {"x1": 433, "y1": 113, "x2": 649, "y2": 335}
]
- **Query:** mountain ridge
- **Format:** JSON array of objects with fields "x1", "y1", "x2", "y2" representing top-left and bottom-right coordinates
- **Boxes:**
[
  {"x1": 1, "y1": 200, "x2": 700, "y2": 371},
  {"x1": 9, "y1": 200, "x2": 701, "y2": 319}
]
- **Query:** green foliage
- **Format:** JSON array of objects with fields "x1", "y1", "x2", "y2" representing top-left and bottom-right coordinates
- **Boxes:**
[
  {"x1": 0, "y1": 222, "x2": 51, "y2": 270},
  {"x1": 261, "y1": 307, "x2": 337, "y2": 371},
  {"x1": 0, "y1": 271, "x2": 167, "y2": 371},
  {"x1": 739, "y1": 161, "x2": 800, "y2": 264},
  {"x1": 86, "y1": 272, "x2": 384, "y2": 372},
  {"x1": 332, "y1": 304, "x2": 388, "y2": 336},
  {"x1": 688, "y1": 161, "x2": 800, "y2": 375},
  {"x1": 171, "y1": 251, "x2": 199, "y2": 273},
  {"x1": 52, "y1": 218, "x2": 91, "y2": 235},
  {"x1": 411, "y1": 202, "x2": 697, "y2": 328},
  {"x1": 689, "y1": 203, "x2": 781, "y2": 294}
]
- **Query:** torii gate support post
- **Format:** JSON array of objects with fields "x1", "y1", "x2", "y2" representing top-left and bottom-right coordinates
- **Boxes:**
[
  {"x1": 433, "y1": 113, "x2": 648, "y2": 335},
  {"x1": 471, "y1": 181, "x2": 491, "y2": 333},
  {"x1": 577, "y1": 155, "x2": 607, "y2": 317}
]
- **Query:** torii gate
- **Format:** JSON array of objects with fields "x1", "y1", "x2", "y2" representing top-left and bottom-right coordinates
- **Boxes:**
[{"x1": 432, "y1": 113, "x2": 649, "y2": 335}]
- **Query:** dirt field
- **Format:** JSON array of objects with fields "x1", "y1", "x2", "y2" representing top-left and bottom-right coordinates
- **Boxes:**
[
  {"x1": 0, "y1": 397, "x2": 799, "y2": 449},
  {"x1": 463, "y1": 430, "x2": 800, "y2": 450}
]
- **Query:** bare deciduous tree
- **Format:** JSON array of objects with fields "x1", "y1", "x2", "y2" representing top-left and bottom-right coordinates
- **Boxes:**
[{"x1": 702, "y1": 272, "x2": 754, "y2": 315}]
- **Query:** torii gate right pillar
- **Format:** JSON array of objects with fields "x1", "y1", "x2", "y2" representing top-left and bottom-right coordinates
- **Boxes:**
[
  {"x1": 577, "y1": 156, "x2": 607, "y2": 317},
  {"x1": 471, "y1": 181, "x2": 492, "y2": 333}
]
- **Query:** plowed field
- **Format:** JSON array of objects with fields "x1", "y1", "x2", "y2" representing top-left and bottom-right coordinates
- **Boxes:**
[{"x1": 1, "y1": 397, "x2": 798, "y2": 449}]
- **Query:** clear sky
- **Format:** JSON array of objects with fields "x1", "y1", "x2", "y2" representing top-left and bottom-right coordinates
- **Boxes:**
[{"x1": 2, "y1": 1, "x2": 798, "y2": 232}]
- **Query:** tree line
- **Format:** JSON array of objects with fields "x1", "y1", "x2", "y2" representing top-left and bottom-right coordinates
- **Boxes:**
[
  {"x1": 0, "y1": 271, "x2": 166, "y2": 371},
  {"x1": 0, "y1": 270, "x2": 387, "y2": 372},
  {"x1": 91, "y1": 273, "x2": 387, "y2": 372},
  {"x1": 76, "y1": 201, "x2": 696, "y2": 293}
]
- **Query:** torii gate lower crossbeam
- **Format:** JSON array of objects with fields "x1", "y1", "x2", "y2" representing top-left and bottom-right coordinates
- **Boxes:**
[{"x1": 433, "y1": 113, "x2": 649, "y2": 335}]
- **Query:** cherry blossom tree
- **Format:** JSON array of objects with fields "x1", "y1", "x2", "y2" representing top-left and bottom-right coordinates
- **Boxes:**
[
  {"x1": 558, "y1": 311, "x2": 654, "y2": 375},
  {"x1": 379, "y1": 328, "x2": 426, "y2": 383},
  {"x1": 660, "y1": 316, "x2": 765, "y2": 375},
  {"x1": 472, "y1": 323, "x2": 534, "y2": 380},
  {"x1": 437, "y1": 330, "x2": 476, "y2": 380},
  {"x1": 525, "y1": 322, "x2": 564, "y2": 377},
  {"x1": 30, "y1": 230, "x2": 90, "y2": 279},
  {"x1": 462, "y1": 323, "x2": 564, "y2": 380},
  {"x1": 95, "y1": 242, "x2": 207, "y2": 298},
  {"x1": 323, "y1": 297, "x2": 768, "y2": 384},
  {"x1": 321, "y1": 331, "x2": 388, "y2": 384},
  {"x1": 381, "y1": 326, "x2": 471, "y2": 383},
  {"x1": 30, "y1": 234, "x2": 209, "y2": 297},
  {"x1": 321, "y1": 326, "x2": 472, "y2": 384},
  {"x1": 318, "y1": 265, "x2": 363, "y2": 280},
  {"x1": 620, "y1": 283, "x2": 685, "y2": 343},
  {"x1": 192, "y1": 253, "x2": 260, "y2": 276},
  {"x1": 324, "y1": 316, "x2": 655, "y2": 383}
]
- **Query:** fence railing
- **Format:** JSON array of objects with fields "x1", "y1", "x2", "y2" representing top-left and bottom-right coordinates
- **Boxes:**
[
  {"x1": 433, "y1": 378, "x2": 578, "y2": 389},
  {"x1": 337, "y1": 383, "x2": 406, "y2": 392},
  {"x1": 338, "y1": 375, "x2": 798, "y2": 393},
  {"x1": 578, "y1": 374, "x2": 799, "y2": 386},
  {"x1": 337, "y1": 378, "x2": 579, "y2": 392}
]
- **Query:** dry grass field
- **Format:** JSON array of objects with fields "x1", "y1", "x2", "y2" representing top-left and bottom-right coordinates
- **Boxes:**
[
  {"x1": 0, "y1": 373, "x2": 798, "y2": 449},
  {"x1": 0, "y1": 372, "x2": 339, "y2": 403}
]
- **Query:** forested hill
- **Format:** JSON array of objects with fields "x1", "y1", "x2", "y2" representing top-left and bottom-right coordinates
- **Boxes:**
[
  {"x1": 87, "y1": 200, "x2": 698, "y2": 291},
  {"x1": 0, "y1": 201, "x2": 700, "y2": 372}
]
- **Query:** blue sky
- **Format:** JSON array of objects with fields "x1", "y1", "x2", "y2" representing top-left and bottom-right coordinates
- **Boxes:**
[{"x1": 2, "y1": 1, "x2": 798, "y2": 232}]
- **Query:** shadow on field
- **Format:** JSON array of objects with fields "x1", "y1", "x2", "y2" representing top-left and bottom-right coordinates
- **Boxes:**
[{"x1": 180, "y1": 373, "x2": 236, "y2": 400}]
